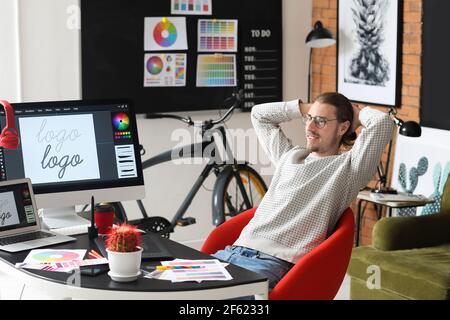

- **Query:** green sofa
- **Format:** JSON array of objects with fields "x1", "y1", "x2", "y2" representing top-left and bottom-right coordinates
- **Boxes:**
[{"x1": 348, "y1": 175, "x2": 450, "y2": 300}]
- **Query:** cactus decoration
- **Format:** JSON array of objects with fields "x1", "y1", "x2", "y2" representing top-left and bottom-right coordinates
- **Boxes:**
[
  {"x1": 106, "y1": 224, "x2": 142, "y2": 252},
  {"x1": 421, "y1": 162, "x2": 450, "y2": 215},
  {"x1": 347, "y1": 0, "x2": 390, "y2": 86},
  {"x1": 397, "y1": 157, "x2": 428, "y2": 216}
]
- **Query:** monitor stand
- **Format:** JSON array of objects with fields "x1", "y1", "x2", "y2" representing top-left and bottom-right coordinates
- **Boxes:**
[{"x1": 41, "y1": 206, "x2": 91, "y2": 234}]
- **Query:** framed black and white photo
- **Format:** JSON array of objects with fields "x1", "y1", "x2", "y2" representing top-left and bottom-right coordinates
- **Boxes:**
[{"x1": 337, "y1": 0, "x2": 402, "y2": 107}]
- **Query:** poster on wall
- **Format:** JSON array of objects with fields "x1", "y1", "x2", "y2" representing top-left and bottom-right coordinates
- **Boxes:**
[
  {"x1": 144, "y1": 53, "x2": 187, "y2": 87},
  {"x1": 196, "y1": 54, "x2": 237, "y2": 87},
  {"x1": 392, "y1": 127, "x2": 450, "y2": 216},
  {"x1": 337, "y1": 0, "x2": 402, "y2": 107},
  {"x1": 171, "y1": 0, "x2": 212, "y2": 15},
  {"x1": 144, "y1": 17, "x2": 188, "y2": 51},
  {"x1": 81, "y1": 0, "x2": 283, "y2": 113},
  {"x1": 18, "y1": 115, "x2": 101, "y2": 184},
  {"x1": 198, "y1": 19, "x2": 238, "y2": 52}
]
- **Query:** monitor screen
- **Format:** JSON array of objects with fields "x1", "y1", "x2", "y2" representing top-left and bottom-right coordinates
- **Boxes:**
[
  {"x1": 0, "y1": 99, "x2": 145, "y2": 209},
  {"x1": 0, "y1": 180, "x2": 37, "y2": 232}
]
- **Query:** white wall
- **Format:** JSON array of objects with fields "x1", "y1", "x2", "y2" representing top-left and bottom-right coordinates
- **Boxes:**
[
  {"x1": 0, "y1": 0, "x2": 21, "y2": 101},
  {"x1": 17, "y1": 0, "x2": 81, "y2": 101},
  {"x1": 0, "y1": 0, "x2": 312, "y2": 248}
]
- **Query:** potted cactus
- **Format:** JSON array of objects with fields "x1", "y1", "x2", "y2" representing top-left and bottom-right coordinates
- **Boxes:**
[
  {"x1": 397, "y1": 157, "x2": 428, "y2": 216},
  {"x1": 106, "y1": 224, "x2": 143, "y2": 282}
]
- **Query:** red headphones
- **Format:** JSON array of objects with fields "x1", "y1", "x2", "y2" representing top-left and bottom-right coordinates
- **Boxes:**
[{"x1": 0, "y1": 100, "x2": 20, "y2": 149}]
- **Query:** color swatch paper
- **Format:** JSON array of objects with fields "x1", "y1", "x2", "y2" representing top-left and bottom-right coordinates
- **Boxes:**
[
  {"x1": 24, "y1": 249, "x2": 86, "y2": 264},
  {"x1": 171, "y1": 0, "x2": 212, "y2": 15},
  {"x1": 17, "y1": 257, "x2": 108, "y2": 273},
  {"x1": 198, "y1": 19, "x2": 238, "y2": 52},
  {"x1": 144, "y1": 259, "x2": 232, "y2": 283},
  {"x1": 144, "y1": 53, "x2": 187, "y2": 87},
  {"x1": 196, "y1": 54, "x2": 236, "y2": 87},
  {"x1": 144, "y1": 17, "x2": 188, "y2": 51}
]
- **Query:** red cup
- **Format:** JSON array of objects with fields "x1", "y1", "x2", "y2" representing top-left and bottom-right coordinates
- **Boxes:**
[{"x1": 94, "y1": 203, "x2": 115, "y2": 235}]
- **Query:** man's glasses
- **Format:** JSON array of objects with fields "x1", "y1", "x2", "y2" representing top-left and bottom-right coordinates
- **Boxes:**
[{"x1": 301, "y1": 114, "x2": 338, "y2": 129}]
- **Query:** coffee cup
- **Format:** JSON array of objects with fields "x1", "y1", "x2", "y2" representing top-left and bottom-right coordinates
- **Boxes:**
[{"x1": 94, "y1": 203, "x2": 115, "y2": 235}]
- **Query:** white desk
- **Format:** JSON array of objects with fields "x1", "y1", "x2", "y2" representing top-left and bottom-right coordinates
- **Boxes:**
[{"x1": 0, "y1": 234, "x2": 268, "y2": 300}]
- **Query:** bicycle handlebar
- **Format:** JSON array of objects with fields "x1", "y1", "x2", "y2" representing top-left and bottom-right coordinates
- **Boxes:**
[
  {"x1": 146, "y1": 113, "x2": 194, "y2": 125},
  {"x1": 146, "y1": 89, "x2": 243, "y2": 128}
]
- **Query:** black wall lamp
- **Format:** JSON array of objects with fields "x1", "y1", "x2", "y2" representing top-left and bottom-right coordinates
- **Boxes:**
[
  {"x1": 305, "y1": 21, "x2": 336, "y2": 102},
  {"x1": 372, "y1": 109, "x2": 422, "y2": 194}
]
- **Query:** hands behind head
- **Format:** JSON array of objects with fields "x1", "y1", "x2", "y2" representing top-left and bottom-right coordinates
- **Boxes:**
[{"x1": 351, "y1": 103, "x2": 362, "y2": 132}]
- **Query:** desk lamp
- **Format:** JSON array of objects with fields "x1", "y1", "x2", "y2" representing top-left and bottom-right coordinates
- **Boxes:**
[
  {"x1": 305, "y1": 21, "x2": 336, "y2": 102},
  {"x1": 88, "y1": 196, "x2": 98, "y2": 239},
  {"x1": 371, "y1": 108, "x2": 422, "y2": 194}
]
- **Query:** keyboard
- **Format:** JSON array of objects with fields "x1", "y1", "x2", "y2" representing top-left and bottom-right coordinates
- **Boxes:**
[
  {"x1": 0, "y1": 231, "x2": 55, "y2": 246},
  {"x1": 51, "y1": 224, "x2": 89, "y2": 236}
]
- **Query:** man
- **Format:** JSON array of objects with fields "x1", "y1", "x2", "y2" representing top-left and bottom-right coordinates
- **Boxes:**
[{"x1": 213, "y1": 92, "x2": 395, "y2": 292}]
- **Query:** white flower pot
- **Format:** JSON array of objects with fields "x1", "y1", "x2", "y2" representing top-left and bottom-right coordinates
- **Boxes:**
[{"x1": 106, "y1": 247, "x2": 143, "y2": 282}]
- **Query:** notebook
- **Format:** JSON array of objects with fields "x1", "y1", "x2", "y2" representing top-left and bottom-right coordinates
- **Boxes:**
[
  {"x1": 370, "y1": 192, "x2": 430, "y2": 203},
  {"x1": 0, "y1": 179, "x2": 75, "y2": 252}
]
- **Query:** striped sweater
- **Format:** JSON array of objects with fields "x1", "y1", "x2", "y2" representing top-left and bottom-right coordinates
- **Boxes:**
[{"x1": 234, "y1": 100, "x2": 395, "y2": 264}]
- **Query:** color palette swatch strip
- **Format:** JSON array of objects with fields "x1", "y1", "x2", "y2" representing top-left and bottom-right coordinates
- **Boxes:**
[
  {"x1": 145, "y1": 259, "x2": 232, "y2": 283},
  {"x1": 172, "y1": 0, "x2": 212, "y2": 15},
  {"x1": 198, "y1": 19, "x2": 238, "y2": 52},
  {"x1": 175, "y1": 54, "x2": 186, "y2": 82},
  {"x1": 196, "y1": 54, "x2": 236, "y2": 87}
]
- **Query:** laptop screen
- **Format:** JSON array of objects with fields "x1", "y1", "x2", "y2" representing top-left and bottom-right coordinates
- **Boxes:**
[{"x1": 0, "y1": 181, "x2": 37, "y2": 232}]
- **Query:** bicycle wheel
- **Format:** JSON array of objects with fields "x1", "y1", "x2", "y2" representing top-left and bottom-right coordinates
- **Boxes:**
[{"x1": 212, "y1": 164, "x2": 267, "y2": 225}]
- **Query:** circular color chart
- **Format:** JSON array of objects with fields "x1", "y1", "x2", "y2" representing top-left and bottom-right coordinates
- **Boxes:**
[
  {"x1": 147, "y1": 56, "x2": 164, "y2": 75},
  {"x1": 113, "y1": 112, "x2": 130, "y2": 131},
  {"x1": 153, "y1": 20, "x2": 177, "y2": 47},
  {"x1": 32, "y1": 251, "x2": 81, "y2": 263}
]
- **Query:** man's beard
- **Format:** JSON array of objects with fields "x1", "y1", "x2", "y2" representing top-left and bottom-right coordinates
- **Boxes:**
[{"x1": 306, "y1": 131, "x2": 320, "y2": 152}]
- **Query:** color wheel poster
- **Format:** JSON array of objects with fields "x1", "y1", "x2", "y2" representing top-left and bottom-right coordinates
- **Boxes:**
[
  {"x1": 18, "y1": 114, "x2": 100, "y2": 184},
  {"x1": 144, "y1": 17, "x2": 188, "y2": 51},
  {"x1": 198, "y1": 19, "x2": 238, "y2": 52},
  {"x1": 144, "y1": 53, "x2": 187, "y2": 87},
  {"x1": 171, "y1": 0, "x2": 212, "y2": 15},
  {"x1": 196, "y1": 54, "x2": 237, "y2": 87}
]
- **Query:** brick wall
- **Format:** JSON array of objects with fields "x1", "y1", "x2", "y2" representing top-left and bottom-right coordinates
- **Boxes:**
[{"x1": 311, "y1": 0, "x2": 423, "y2": 245}]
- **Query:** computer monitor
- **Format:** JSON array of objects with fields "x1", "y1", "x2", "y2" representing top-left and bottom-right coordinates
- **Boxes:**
[{"x1": 0, "y1": 99, "x2": 145, "y2": 228}]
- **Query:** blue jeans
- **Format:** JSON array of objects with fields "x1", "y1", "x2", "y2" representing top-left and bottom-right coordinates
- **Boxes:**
[{"x1": 212, "y1": 245, "x2": 294, "y2": 296}]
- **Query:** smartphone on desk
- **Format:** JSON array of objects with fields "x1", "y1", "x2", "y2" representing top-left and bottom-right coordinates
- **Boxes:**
[{"x1": 80, "y1": 264, "x2": 109, "y2": 276}]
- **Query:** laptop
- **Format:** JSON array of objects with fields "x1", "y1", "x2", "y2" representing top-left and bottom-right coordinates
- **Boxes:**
[{"x1": 0, "y1": 178, "x2": 76, "y2": 252}]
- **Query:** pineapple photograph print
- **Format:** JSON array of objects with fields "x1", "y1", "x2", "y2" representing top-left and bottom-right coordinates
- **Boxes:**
[{"x1": 337, "y1": 0, "x2": 402, "y2": 107}]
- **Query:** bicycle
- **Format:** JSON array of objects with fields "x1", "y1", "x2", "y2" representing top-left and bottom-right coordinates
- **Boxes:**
[{"x1": 112, "y1": 90, "x2": 267, "y2": 238}]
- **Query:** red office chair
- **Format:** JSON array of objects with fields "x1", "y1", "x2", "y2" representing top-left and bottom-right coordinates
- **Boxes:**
[{"x1": 201, "y1": 207, "x2": 355, "y2": 300}]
